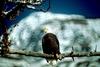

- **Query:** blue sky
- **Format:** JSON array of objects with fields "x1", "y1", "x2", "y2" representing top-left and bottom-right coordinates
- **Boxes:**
[
  {"x1": 2, "y1": 0, "x2": 100, "y2": 18},
  {"x1": 49, "y1": 0, "x2": 100, "y2": 18}
]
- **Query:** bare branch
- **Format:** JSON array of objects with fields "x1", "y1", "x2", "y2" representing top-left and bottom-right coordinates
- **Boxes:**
[
  {"x1": 62, "y1": 52, "x2": 100, "y2": 57},
  {"x1": 1, "y1": 49, "x2": 100, "y2": 59},
  {"x1": 94, "y1": 45, "x2": 97, "y2": 52},
  {"x1": 71, "y1": 46, "x2": 75, "y2": 61}
]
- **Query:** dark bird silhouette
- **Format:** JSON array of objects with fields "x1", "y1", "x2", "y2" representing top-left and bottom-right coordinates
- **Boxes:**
[{"x1": 42, "y1": 27, "x2": 60, "y2": 63}]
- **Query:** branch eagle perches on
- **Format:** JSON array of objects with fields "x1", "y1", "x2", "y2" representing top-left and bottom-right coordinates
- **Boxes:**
[{"x1": 0, "y1": 49, "x2": 100, "y2": 60}]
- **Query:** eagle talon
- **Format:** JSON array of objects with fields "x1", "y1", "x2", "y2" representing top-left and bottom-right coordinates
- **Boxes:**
[
  {"x1": 58, "y1": 54, "x2": 63, "y2": 60},
  {"x1": 56, "y1": 54, "x2": 59, "y2": 58}
]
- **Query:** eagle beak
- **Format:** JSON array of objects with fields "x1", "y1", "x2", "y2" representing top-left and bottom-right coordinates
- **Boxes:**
[{"x1": 43, "y1": 27, "x2": 48, "y2": 33}]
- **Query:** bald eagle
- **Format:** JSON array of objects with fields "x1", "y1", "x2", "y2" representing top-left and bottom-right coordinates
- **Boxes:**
[{"x1": 42, "y1": 27, "x2": 60, "y2": 63}]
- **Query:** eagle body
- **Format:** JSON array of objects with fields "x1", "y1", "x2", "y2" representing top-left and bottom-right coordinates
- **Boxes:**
[{"x1": 42, "y1": 33, "x2": 60, "y2": 62}]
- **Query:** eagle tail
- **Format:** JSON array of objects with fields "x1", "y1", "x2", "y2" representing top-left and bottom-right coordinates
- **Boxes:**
[
  {"x1": 47, "y1": 59, "x2": 57, "y2": 66},
  {"x1": 46, "y1": 53, "x2": 59, "y2": 66}
]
